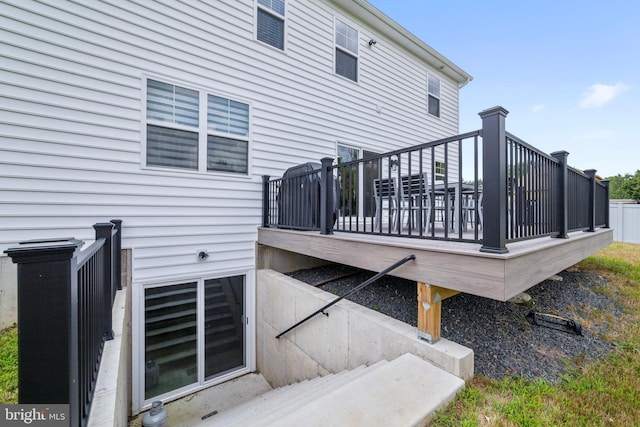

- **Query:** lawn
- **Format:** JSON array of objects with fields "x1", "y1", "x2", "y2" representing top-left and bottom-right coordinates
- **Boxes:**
[
  {"x1": 0, "y1": 324, "x2": 18, "y2": 404},
  {"x1": 432, "y1": 242, "x2": 640, "y2": 426}
]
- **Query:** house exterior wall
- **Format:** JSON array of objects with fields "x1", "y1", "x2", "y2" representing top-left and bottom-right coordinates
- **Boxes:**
[
  {"x1": 0, "y1": 0, "x2": 468, "y2": 413},
  {"x1": 1, "y1": 1, "x2": 464, "y2": 274}
]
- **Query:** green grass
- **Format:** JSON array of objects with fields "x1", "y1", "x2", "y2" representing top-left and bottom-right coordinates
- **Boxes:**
[
  {"x1": 0, "y1": 324, "x2": 18, "y2": 404},
  {"x1": 432, "y1": 243, "x2": 640, "y2": 427}
]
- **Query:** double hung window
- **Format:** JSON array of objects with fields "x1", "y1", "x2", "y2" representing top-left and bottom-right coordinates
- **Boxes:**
[
  {"x1": 427, "y1": 73, "x2": 441, "y2": 117},
  {"x1": 257, "y1": 0, "x2": 285, "y2": 50},
  {"x1": 335, "y1": 18, "x2": 358, "y2": 82},
  {"x1": 145, "y1": 78, "x2": 249, "y2": 174}
]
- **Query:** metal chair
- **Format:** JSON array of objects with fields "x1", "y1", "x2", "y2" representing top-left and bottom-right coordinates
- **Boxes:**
[
  {"x1": 373, "y1": 177, "x2": 403, "y2": 232},
  {"x1": 400, "y1": 173, "x2": 432, "y2": 232},
  {"x1": 462, "y1": 189, "x2": 483, "y2": 230}
]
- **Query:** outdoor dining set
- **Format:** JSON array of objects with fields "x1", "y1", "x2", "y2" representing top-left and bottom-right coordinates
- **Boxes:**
[{"x1": 372, "y1": 173, "x2": 483, "y2": 235}]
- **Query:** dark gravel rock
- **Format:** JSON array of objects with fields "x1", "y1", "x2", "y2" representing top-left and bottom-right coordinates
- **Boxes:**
[{"x1": 287, "y1": 265, "x2": 621, "y2": 382}]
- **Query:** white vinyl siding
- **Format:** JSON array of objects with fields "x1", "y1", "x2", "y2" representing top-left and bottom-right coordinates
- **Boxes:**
[
  {"x1": 0, "y1": 0, "x2": 463, "y2": 410},
  {"x1": 256, "y1": 0, "x2": 285, "y2": 50},
  {"x1": 335, "y1": 18, "x2": 358, "y2": 82},
  {"x1": 0, "y1": 0, "x2": 461, "y2": 254}
]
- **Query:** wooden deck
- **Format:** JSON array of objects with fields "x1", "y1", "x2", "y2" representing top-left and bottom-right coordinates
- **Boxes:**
[
  {"x1": 257, "y1": 227, "x2": 613, "y2": 302},
  {"x1": 257, "y1": 226, "x2": 612, "y2": 342}
]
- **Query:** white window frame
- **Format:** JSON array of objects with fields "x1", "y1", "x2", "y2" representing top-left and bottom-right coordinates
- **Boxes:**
[
  {"x1": 435, "y1": 160, "x2": 446, "y2": 181},
  {"x1": 255, "y1": 0, "x2": 286, "y2": 51},
  {"x1": 132, "y1": 269, "x2": 256, "y2": 413},
  {"x1": 334, "y1": 16, "x2": 359, "y2": 82},
  {"x1": 141, "y1": 76, "x2": 252, "y2": 177},
  {"x1": 427, "y1": 72, "x2": 441, "y2": 118}
]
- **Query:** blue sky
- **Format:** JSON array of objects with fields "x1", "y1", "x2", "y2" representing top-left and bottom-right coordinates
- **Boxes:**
[{"x1": 368, "y1": 0, "x2": 639, "y2": 178}]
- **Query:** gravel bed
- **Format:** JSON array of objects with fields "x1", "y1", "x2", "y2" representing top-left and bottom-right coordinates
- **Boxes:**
[{"x1": 287, "y1": 264, "x2": 622, "y2": 382}]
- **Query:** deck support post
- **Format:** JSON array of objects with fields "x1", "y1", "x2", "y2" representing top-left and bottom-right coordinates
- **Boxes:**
[
  {"x1": 584, "y1": 169, "x2": 597, "y2": 232},
  {"x1": 601, "y1": 179, "x2": 610, "y2": 228},
  {"x1": 479, "y1": 106, "x2": 509, "y2": 253},
  {"x1": 551, "y1": 151, "x2": 569, "y2": 238},
  {"x1": 417, "y1": 282, "x2": 459, "y2": 343},
  {"x1": 320, "y1": 157, "x2": 334, "y2": 235},
  {"x1": 261, "y1": 175, "x2": 270, "y2": 227}
]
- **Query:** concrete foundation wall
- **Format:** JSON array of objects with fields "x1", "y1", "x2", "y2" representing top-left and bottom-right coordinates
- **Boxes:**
[
  {"x1": 0, "y1": 255, "x2": 17, "y2": 329},
  {"x1": 88, "y1": 252, "x2": 132, "y2": 427},
  {"x1": 256, "y1": 269, "x2": 473, "y2": 389},
  {"x1": 257, "y1": 244, "x2": 331, "y2": 273}
]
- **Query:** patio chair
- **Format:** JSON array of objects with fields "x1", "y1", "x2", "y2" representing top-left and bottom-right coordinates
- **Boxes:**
[
  {"x1": 373, "y1": 177, "x2": 403, "y2": 232},
  {"x1": 400, "y1": 173, "x2": 432, "y2": 231},
  {"x1": 462, "y1": 189, "x2": 483, "y2": 230}
]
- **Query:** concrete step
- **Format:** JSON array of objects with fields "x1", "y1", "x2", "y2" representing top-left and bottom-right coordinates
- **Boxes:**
[
  {"x1": 273, "y1": 353, "x2": 465, "y2": 427},
  {"x1": 202, "y1": 360, "x2": 388, "y2": 427}
]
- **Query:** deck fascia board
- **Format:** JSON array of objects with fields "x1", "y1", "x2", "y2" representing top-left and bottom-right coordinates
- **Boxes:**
[{"x1": 257, "y1": 228, "x2": 613, "y2": 301}]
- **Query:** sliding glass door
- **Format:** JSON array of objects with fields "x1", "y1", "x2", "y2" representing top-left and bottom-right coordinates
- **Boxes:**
[{"x1": 143, "y1": 275, "x2": 246, "y2": 402}]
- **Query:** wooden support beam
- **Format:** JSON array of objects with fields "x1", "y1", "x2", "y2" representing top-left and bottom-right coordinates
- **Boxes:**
[{"x1": 417, "y1": 282, "x2": 459, "y2": 343}]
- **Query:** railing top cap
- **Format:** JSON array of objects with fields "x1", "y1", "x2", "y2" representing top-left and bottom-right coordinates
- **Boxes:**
[
  {"x1": 4, "y1": 239, "x2": 84, "y2": 262},
  {"x1": 478, "y1": 105, "x2": 509, "y2": 118}
]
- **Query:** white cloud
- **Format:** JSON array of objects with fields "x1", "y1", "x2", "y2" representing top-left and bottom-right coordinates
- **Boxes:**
[
  {"x1": 571, "y1": 129, "x2": 615, "y2": 141},
  {"x1": 531, "y1": 104, "x2": 545, "y2": 113},
  {"x1": 579, "y1": 82, "x2": 630, "y2": 109}
]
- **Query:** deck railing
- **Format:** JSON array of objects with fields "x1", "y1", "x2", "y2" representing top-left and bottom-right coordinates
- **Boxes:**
[
  {"x1": 5, "y1": 220, "x2": 122, "y2": 427},
  {"x1": 262, "y1": 106, "x2": 609, "y2": 253}
]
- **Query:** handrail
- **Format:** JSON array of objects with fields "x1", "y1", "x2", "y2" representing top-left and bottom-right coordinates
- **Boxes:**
[{"x1": 275, "y1": 254, "x2": 416, "y2": 339}]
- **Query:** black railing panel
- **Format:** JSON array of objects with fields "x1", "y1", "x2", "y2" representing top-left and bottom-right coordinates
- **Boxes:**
[
  {"x1": 4, "y1": 220, "x2": 122, "y2": 427},
  {"x1": 263, "y1": 131, "x2": 484, "y2": 242},
  {"x1": 595, "y1": 181, "x2": 608, "y2": 227},
  {"x1": 567, "y1": 168, "x2": 591, "y2": 231},
  {"x1": 261, "y1": 106, "x2": 609, "y2": 252},
  {"x1": 505, "y1": 133, "x2": 560, "y2": 242}
]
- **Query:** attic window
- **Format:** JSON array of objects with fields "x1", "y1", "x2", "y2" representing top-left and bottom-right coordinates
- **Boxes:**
[
  {"x1": 335, "y1": 18, "x2": 358, "y2": 82},
  {"x1": 427, "y1": 74, "x2": 441, "y2": 117},
  {"x1": 257, "y1": 0, "x2": 285, "y2": 50}
]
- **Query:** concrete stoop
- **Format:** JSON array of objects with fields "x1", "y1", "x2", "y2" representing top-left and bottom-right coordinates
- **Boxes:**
[{"x1": 200, "y1": 353, "x2": 465, "y2": 427}]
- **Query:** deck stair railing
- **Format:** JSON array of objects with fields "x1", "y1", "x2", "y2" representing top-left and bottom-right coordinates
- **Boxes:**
[
  {"x1": 262, "y1": 106, "x2": 609, "y2": 253},
  {"x1": 5, "y1": 219, "x2": 122, "y2": 427},
  {"x1": 275, "y1": 254, "x2": 415, "y2": 339}
]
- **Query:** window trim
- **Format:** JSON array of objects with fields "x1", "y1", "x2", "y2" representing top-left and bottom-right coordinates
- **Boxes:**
[
  {"x1": 435, "y1": 160, "x2": 446, "y2": 181},
  {"x1": 427, "y1": 72, "x2": 441, "y2": 118},
  {"x1": 141, "y1": 75, "x2": 252, "y2": 178},
  {"x1": 255, "y1": 0, "x2": 286, "y2": 51},
  {"x1": 334, "y1": 16, "x2": 359, "y2": 83}
]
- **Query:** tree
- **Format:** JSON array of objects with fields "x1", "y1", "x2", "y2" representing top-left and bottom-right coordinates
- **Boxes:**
[{"x1": 606, "y1": 170, "x2": 640, "y2": 201}]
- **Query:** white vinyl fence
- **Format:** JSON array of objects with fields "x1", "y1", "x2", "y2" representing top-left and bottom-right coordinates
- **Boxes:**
[{"x1": 610, "y1": 201, "x2": 640, "y2": 244}]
